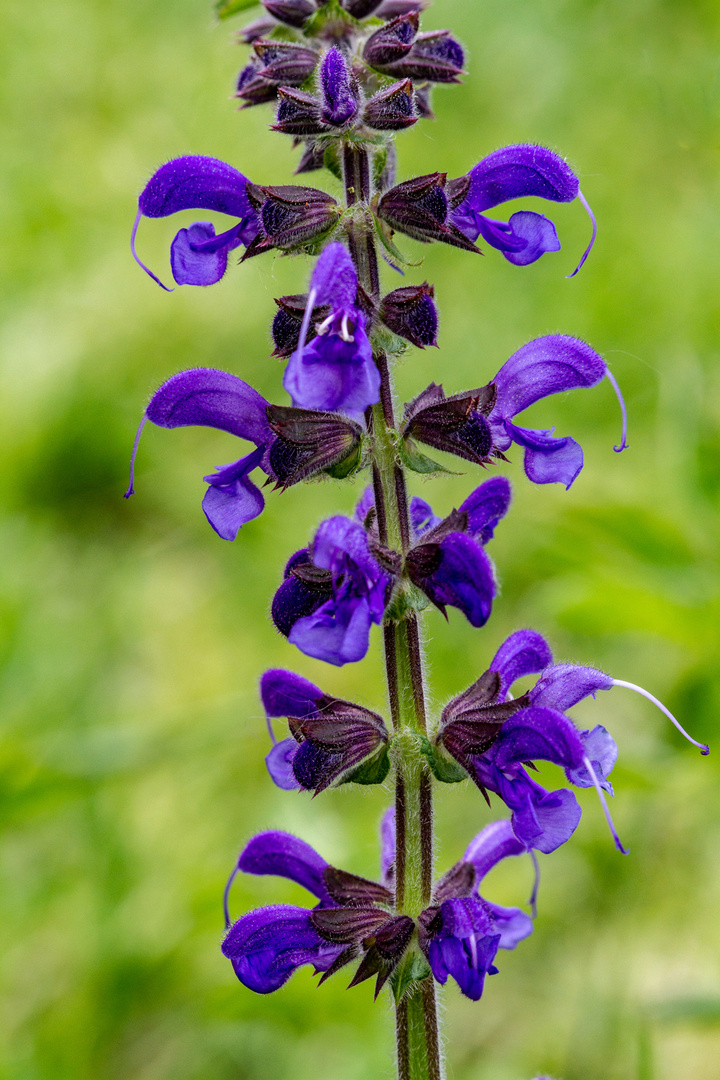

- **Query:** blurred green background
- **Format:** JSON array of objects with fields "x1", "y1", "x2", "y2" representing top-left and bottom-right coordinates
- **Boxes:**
[{"x1": 1, "y1": 0, "x2": 720, "y2": 1077}]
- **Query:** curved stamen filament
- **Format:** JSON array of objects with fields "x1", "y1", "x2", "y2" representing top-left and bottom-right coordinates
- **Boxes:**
[
  {"x1": 223, "y1": 863, "x2": 240, "y2": 930},
  {"x1": 297, "y1": 286, "x2": 318, "y2": 353},
  {"x1": 131, "y1": 210, "x2": 174, "y2": 292},
  {"x1": 612, "y1": 679, "x2": 709, "y2": 754},
  {"x1": 566, "y1": 189, "x2": 597, "y2": 279},
  {"x1": 583, "y1": 755, "x2": 629, "y2": 855},
  {"x1": 124, "y1": 414, "x2": 148, "y2": 498},
  {"x1": 340, "y1": 312, "x2": 355, "y2": 342},
  {"x1": 604, "y1": 368, "x2": 628, "y2": 452},
  {"x1": 528, "y1": 850, "x2": 540, "y2": 919}
]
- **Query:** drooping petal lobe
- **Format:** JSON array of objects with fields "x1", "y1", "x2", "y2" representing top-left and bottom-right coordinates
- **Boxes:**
[
  {"x1": 170, "y1": 221, "x2": 243, "y2": 286},
  {"x1": 202, "y1": 447, "x2": 266, "y2": 540},
  {"x1": 421, "y1": 533, "x2": 496, "y2": 628},
  {"x1": 566, "y1": 725, "x2": 618, "y2": 793},
  {"x1": 502, "y1": 211, "x2": 561, "y2": 266},
  {"x1": 266, "y1": 737, "x2": 302, "y2": 790},
  {"x1": 425, "y1": 897, "x2": 501, "y2": 1001},
  {"x1": 505, "y1": 422, "x2": 584, "y2": 488}
]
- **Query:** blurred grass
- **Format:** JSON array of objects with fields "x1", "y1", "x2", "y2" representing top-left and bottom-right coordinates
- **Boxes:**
[{"x1": 1, "y1": 0, "x2": 720, "y2": 1077}]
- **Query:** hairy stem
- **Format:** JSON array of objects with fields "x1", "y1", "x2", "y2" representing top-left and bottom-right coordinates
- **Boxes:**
[{"x1": 343, "y1": 141, "x2": 441, "y2": 1080}]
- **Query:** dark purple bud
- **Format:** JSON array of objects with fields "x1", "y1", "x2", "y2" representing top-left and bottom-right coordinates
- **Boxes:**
[
  {"x1": 377, "y1": 173, "x2": 479, "y2": 251},
  {"x1": 363, "y1": 13, "x2": 418, "y2": 68},
  {"x1": 319, "y1": 48, "x2": 360, "y2": 127},
  {"x1": 253, "y1": 39, "x2": 319, "y2": 86},
  {"x1": 234, "y1": 57, "x2": 278, "y2": 107},
  {"x1": 261, "y1": 0, "x2": 315, "y2": 28},
  {"x1": 271, "y1": 548, "x2": 333, "y2": 637},
  {"x1": 374, "y1": 0, "x2": 425, "y2": 15},
  {"x1": 271, "y1": 293, "x2": 330, "y2": 357},
  {"x1": 363, "y1": 79, "x2": 417, "y2": 131},
  {"x1": 382, "y1": 30, "x2": 464, "y2": 83},
  {"x1": 380, "y1": 283, "x2": 437, "y2": 346},
  {"x1": 272, "y1": 87, "x2": 327, "y2": 136},
  {"x1": 295, "y1": 141, "x2": 327, "y2": 174},
  {"x1": 322, "y1": 866, "x2": 393, "y2": 907},
  {"x1": 237, "y1": 15, "x2": 277, "y2": 43},
  {"x1": 266, "y1": 404, "x2": 362, "y2": 487},
  {"x1": 247, "y1": 184, "x2": 340, "y2": 253},
  {"x1": 340, "y1": 0, "x2": 384, "y2": 17}
]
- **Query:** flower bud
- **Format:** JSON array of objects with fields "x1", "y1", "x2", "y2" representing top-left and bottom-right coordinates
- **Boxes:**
[
  {"x1": 374, "y1": 0, "x2": 426, "y2": 14},
  {"x1": 402, "y1": 382, "x2": 497, "y2": 465},
  {"x1": 363, "y1": 12, "x2": 418, "y2": 68},
  {"x1": 272, "y1": 87, "x2": 327, "y2": 136},
  {"x1": 319, "y1": 47, "x2": 360, "y2": 128},
  {"x1": 236, "y1": 15, "x2": 277, "y2": 43},
  {"x1": 234, "y1": 59, "x2": 277, "y2": 107},
  {"x1": 261, "y1": 0, "x2": 315, "y2": 28},
  {"x1": 381, "y1": 29, "x2": 465, "y2": 83},
  {"x1": 341, "y1": 0, "x2": 384, "y2": 16},
  {"x1": 377, "y1": 173, "x2": 478, "y2": 251},
  {"x1": 246, "y1": 184, "x2": 340, "y2": 254},
  {"x1": 253, "y1": 39, "x2": 319, "y2": 85},
  {"x1": 379, "y1": 282, "x2": 437, "y2": 346},
  {"x1": 295, "y1": 141, "x2": 327, "y2": 174},
  {"x1": 363, "y1": 79, "x2": 417, "y2": 131},
  {"x1": 413, "y1": 82, "x2": 434, "y2": 119}
]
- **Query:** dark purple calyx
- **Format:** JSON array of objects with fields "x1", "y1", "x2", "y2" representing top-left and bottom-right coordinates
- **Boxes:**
[
  {"x1": 312, "y1": 905, "x2": 415, "y2": 998},
  {"x1": 288, "y1": 695, "x2": 389, "y2": 794},
  {"x1": 295, "y1": 142, "x2": 327, "y2": 174},
  {"x1": 340, "y1": 0, "x2": 384, "y2": 18},
  {"x1": 363, "y1": 79, "x2": 417, "y2": 131},
  {"x1": 380, "y1": 29, "x2": 464, "y2": 83},
  {"x1": 363, "y1": 13, "x2": 418, "y2": 68},
  {"x1": 323, "y1": 866, "x2": 394, "y2": 907},
  {"x1": 402, "y1": 381, "x2": 498, "y2": 465},
  {"x1": 245, "y1": 183, "x2": 340, "y2": 254},
  {"x1": 431, "y1": 860, "x2": 476, "y2": 903},
  {"x1": 234, "y1": 57, "x2": 279, "y2": 107},
  {"x1": 238, "y1": 15, "x2": 277, "y2": 43},
  {"x1": 253, "y1": 39, "x2": 319, "y2": 86},
  {"x1": 413, "y1": 83, "x2": 434, "y2": 119},
  {"x1": 262, "y1": 0, "x2": 316, "y2": 28},
  {"x1": 377, "y1": 173, "x2": 479, "y2": 251},
  {"x1": 380, "y1": 283, "x2": 437, "y2": 347},
  {"x1": 271, "y1": 293, "x2": 331, "y2": 357},
  {"x1": 438, "y1": 669, "x2": 530, "y2": 795},
  {"x1": 272, "y1": 88, "x2": 327, "y2": 136},
  {"x1": 267, "y1": 404, "x2": 363, "y2": 487}
]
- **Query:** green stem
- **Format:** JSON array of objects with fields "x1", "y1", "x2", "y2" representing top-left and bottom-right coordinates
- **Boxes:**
[{"x1": 342, "y1": 141, "x2": 442, "y2": 1080}]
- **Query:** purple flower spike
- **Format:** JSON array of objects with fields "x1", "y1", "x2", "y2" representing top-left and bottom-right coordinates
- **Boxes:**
[
  {"x1": 283, "y1": 244, "x2": 380, "y2": 417},
  {"x1": 133, "y1": 155, "x2": 259, "y2": 289},
  {"x1": 319, "y1": 48, "x2": 359, "y2": 128},
  {"x1": 450, "y1": 144, "x2": 595, "y2": 275},
  {"x1": 490, "y1": 335, "x2": 627, "y2": 487}
]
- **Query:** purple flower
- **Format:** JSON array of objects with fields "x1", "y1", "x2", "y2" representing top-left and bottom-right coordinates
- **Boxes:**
[
  {"x1": 132, "y1": 156, "x2": 260, "y2": 290},
  {"x1": 273, "y1": 515, "x2": 392, "y2": 665},
  {"x1": 437, "y1": 629, "x2": 709, "y2": 853},
  {"x1": 223, "y1": 816, "x2": 534, "y2": 1001},
  {"x1": 283, "y1": 244, "x2": 381, "y2": 417},
  {"x1": 260, "y1": 668, "x2": 390, "y2": 793},
  {"x1": 124, "y1": 368, "x2": 275, "y2": 540},
  {"x1": 404, "y1": 477, "x2": 511, "y2": 627},
  {"x1": 418, "y1": 817, "x2": 535, "y2": 1000},
  {"x1": 403, "y1": 335, "x2": 629, "y2": 487},
  {"x1": 449, "y1": 144, "x2": 596, "y2": 276}
]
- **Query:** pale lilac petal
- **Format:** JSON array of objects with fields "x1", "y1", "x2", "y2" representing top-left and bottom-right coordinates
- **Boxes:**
[{"x1": 266, "y1": 738, "x2": 302, "y2": 790}]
